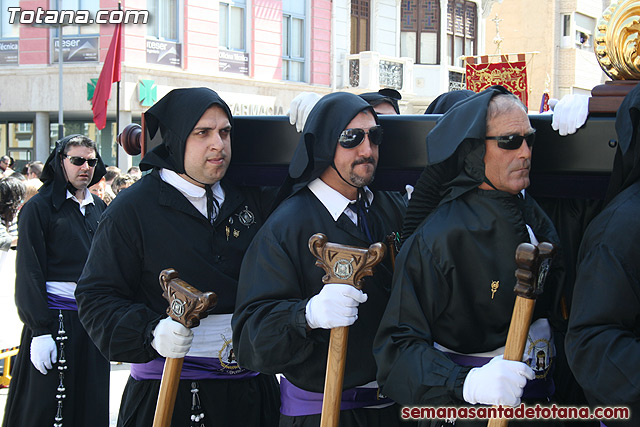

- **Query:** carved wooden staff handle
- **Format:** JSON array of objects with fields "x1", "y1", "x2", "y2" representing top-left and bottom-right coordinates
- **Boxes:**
[
  {"x1": 308, "y1": 233, "x2": 386, "y2": 427},
  {"x1": 152, "y1": 269, "x2": 217, "y2": 427},
  {"x1": 487, "y1": 243, "x2": 555, "y2": 427}
]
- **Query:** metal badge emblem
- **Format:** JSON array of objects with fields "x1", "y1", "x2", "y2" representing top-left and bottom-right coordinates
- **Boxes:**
[
  {"x1": 236, "y1": 206, "x2": 255, "y2": 228},
  {"x1": 491, "y1": 280, "x2": 499, "y2": 299},
  {"x1": 333, "y1": 258, "x2": 354, "y2": 280},
  {"x1": 171, "y1": 298, "x2": 185, "y2": 318}
]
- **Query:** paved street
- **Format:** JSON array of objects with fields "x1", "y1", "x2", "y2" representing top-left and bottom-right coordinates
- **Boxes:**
[{"x1": 0, "y1": 361, "x2": 130, "y2": 427}]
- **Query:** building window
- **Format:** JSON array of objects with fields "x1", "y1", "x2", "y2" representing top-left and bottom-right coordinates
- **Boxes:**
[
  {"x1": 574, "y1": 12, "x2": 595, "y2": 49},
  {"x1": 401, "y1": 0, "x2": 440, "y2": 65},
  {"x1": 283, "y1": 0, "x2": 305, "y2": 82},
  {"x1": 147, "y1": 0, "x2": 178, "y2": 41},
  {"x1": 350, "y1": 0, "x2": 370, "y2": 54},
  {"x1": 1, "y1": 0, "x2": 20, "y2": 38},
  {"x1": 562, "y1": 14, "x2": 571, "y2": 37},
  {"x1": 446, "y1": 0, "x2": 476, "y2": 68},
  {"x1": 56, "y1": 0, "x2": 100, "y2": 35},
  {"x1": 220, "y1": 1, "x2": 246, "y2": 51}
]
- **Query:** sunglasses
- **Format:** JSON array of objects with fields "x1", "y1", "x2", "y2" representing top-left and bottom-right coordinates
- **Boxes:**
[
  {"x1": 64, "y1": 155, "x2": 98, "y2": 167},
  {"x1": 338, "y1": 125, "x2": 383, "y2": 149},
  {"x1": 485, "y1": 131, "x2": 536, "y2": 150}
]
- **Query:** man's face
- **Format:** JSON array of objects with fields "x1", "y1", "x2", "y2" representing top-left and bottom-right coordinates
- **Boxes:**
[
  {"x1": 182, "y1": 105, "x2": 231, "y2": 186},
  {"x1": 372, "y1": 101, "x2": 397, "y2": 115},
  {"x1": 483, "y1": 107, "x2": 534, "y2": 195},
  {"x1": 89, "y1": 178, "x2": 106, "y2": 199},
  {"x1": 62, "y1": 145, "x2": 97, "y2": 191},
  {"x1": 0, "y1": 158, "x2": 9, "y2": 171},
  {"x1": 323, "y1": 111, "x2": 379, "y2": 195}
]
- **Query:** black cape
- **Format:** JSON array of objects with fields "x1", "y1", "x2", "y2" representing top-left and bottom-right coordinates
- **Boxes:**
[{"x1": 565, "y1": 82, "x2": 640, "y2": 426}]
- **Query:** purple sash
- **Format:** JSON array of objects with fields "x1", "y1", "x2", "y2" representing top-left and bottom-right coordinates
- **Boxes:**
[
  {"x1": 47, "y1": 293, "x2": 77, "y2": 311},
  {"x1": 445, "y1": 352, "x2": 555, "y2": 399},
  {"x1": 130, "y1": 356, "x2": 260, "y2": 381},
  {"x1": 279, "y1": 377, "x2": 393, "y2": 416}
]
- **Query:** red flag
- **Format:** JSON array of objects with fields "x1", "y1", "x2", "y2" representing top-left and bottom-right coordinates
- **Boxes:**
[
  {"x1": 466, "y1": 59, "x2": 529, "y2": 107},
  {"x1": 92, "y1": 22, "x2": 122, "y2": 130}
]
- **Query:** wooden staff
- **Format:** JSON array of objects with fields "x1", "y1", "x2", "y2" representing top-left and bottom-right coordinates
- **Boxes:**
[
  {"x1": 308, "y1": 233, "x2": 386, "y2": 427},
  {"x1": 152, "y1": 269, "x2": 217, "y2": 427},
  {"x1": 487, "y1": 242, "x2": 555, "y2": 427}
]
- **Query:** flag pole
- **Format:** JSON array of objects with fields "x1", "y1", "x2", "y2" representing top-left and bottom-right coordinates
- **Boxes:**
[{"x1": 116, "y1": 0, "x2": 122, "y2": 164}]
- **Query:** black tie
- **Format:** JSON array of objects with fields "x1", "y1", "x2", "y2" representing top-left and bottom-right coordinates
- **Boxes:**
[
  {"x1": 204, "y1": 184, "x2": 220, "y2": 225},
  {"x1": 353, "y1": 189, "x2": 374, "y2": 243}
]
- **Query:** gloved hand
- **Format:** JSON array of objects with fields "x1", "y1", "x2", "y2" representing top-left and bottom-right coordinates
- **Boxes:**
[
  {"x1": 151, "y1": 317, "x2": 194, "y2": 358},
  {"x1": 305, "y1": 283, "x2": 368, "y2": 329},
  {"x1": 30, "y1": 334, "x2": 57, "y2": 375},
  {"x1": 287, "y1": 92, "x2": 321, "y2": 132},
  {"x1": 551, "y1": 94, "x2": 590, "y2": 136},
  {"x1": 462, "y1": 355, "x2": 535, "y2": 407}
]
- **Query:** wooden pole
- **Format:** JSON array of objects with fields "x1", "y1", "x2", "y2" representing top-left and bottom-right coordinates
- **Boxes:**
[
  {"x1": 320, "y1": 327, "x2": 349, "y2": 427},
  {"x1": 153, "y1": 358, "x2": 184, "y2": 427}
]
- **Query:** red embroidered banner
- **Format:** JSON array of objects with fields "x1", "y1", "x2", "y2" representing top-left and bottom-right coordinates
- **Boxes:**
[{"x1": 466, "y1": 60, "x2": 528, "y2": 108}]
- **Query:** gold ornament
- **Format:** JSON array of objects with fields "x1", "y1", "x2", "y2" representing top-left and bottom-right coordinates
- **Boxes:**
[{"x1": 595, "y1": 0, "x2": 640, "y2": 80}]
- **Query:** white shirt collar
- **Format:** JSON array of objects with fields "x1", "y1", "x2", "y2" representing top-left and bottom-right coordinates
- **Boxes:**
[
  {"x1": 66, "y1": 188, "x2": 95, "y2": 215},
  {"x1": 307, "y1": 178, "x2": 374, "y2": 222},
  {"x1": 159, "y1": 169, "x2": 225, "y2": 218}
]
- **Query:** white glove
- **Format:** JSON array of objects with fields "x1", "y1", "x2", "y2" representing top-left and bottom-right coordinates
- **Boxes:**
[
  {"x1": 305, "y1": 283, "x2": 368, "y2": 329},
  {"x1": 151, "y1": 317, "x2": 194, "y2": 358},
  {"x1": 30, "y1": 334, "x2": 57, "y2": 375},
  {"x1": 287, "y1": 92, "x2": 321, "y2": 132},
  {"x1": 551, "y1": 94, "x2": 590, "y2": 136},
  {"x1": 462, "y1": 355, "x2": 535, "y2": 407}
]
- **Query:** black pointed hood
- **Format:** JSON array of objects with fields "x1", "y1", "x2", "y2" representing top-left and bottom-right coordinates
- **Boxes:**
[
  {"x1": 40, "y1": 134, "x2": 106, "y2": 211},
  {"x1": 139, "y1": 87, "x2": 233, "y2": 173}
]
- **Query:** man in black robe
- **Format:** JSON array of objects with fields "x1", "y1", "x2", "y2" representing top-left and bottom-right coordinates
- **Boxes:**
[
  {"x1": 373, "y1": 87, "x2": 564, "y2": 426},
  {"x1": 565, "y1": 83, "x2": 640, "y2": 426},
  {"x1": 3, "y1": 135, "x2": 109, "y2": 427},
  {"x1": 232, "y1": 92, "x2": 406, "y2": 426},
  {"x1": 75, "y1": 87, "x2": 279, "y2": 426}
]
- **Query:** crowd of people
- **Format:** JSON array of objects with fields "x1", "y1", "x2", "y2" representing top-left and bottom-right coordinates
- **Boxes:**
[{"x1": 0, "y1": 83, "x2": 637, "y2": 427}]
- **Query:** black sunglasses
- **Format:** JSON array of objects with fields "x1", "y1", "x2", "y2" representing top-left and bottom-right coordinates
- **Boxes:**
[
  {"x1": 338, "y1": 125, "x2": 383, "y2": 149},
  {"x1": 485, "y1": 131, "x2": 536, "y2": 150},
  {"x1": 63, "y1": 155, "x2": 98, "y2": 167}
]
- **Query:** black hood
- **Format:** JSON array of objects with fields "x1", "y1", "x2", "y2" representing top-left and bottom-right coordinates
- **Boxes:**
[
  {"x1": 425, "y1": 89, "x2": 475, "y2": 114},
  {"x1": 40, "y1": 134, "x2": 106, "y2": 211},
  {"x1": 359, "y1": 88, "x2": 401, "y2": 114},
  {"x1": 139, "y1": 87, "x2": 233, "y2": 173},
  {"x1": 284, "y1": 92, "x2": 377, "y2": 197},
  {"x1": 401, "y1": 86, "x2": 513, "y2": 243},
  {"x1": 604, "y1": 82, "x2": 640, "y2": 205}
]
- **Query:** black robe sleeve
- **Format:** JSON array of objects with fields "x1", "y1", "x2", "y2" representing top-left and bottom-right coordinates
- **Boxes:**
[
  {"x1": 76, "y1": 212, "x2": 162, "y2": 363},
  {"x1": 231, "y1": 224, "x2": 318, "y2": 375},
  {"x1": 373, "y1": 233, "x2": 471, "y2": 405},
  {"x1": 14, "y1": 198, "x2": 57, "y2": 336}
]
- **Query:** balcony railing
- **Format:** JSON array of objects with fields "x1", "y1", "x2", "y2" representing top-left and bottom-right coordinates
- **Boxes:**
[{"x1": 345, "y1": 51, "x2": 414, "y2": 93}]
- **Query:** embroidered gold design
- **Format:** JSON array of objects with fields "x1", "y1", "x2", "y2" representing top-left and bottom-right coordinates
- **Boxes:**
[
  {"x1": 491, "y1": 281, "x2": 499, "y2": 299},
  {"x1": 225, "y1": 226, "x2": 230, "y2": 241},
  {"x1": 233, "y1": 229, "x2": 240, "y2": 238}
]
